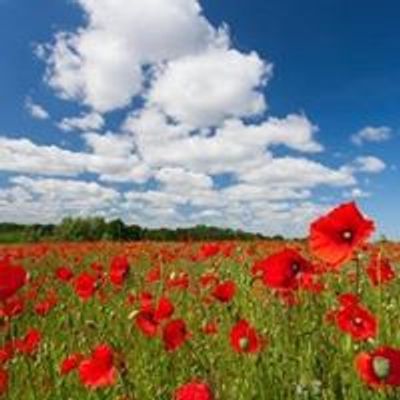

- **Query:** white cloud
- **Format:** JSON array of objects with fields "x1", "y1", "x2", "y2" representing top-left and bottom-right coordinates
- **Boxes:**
[
  {"x1": 0, "y1": 176, "x2": 120, "y2": 223},
  {"x1": 0, "y1": 135, "x2": 149, "y2": 183},
  {"x1": 39, "y1": 0, "x2": 222, "y2": 112},
  {"x1": 25, "y1": 97, "x2": 49, "y2": 120},
  {"x1": 239, "y1": 156, "x2": 355, "y2": 188},
  {"x1": 58, "y1": 112, "x2": 104, "y2": 132},
  {"x1": 10, "y1": 0, "x2": 386, "y2": 236},
  {"x1": 148, "y1": 48, "x2": 270, "y2": 127},
  {"x1": 124, "y1": 108, "x2": 322, "y2": 174},
  {"x1": 351, "y1": 126, "x2": 392, "y2": 146},
  {"x1": 350, "y1": 156, "x2": 386, "y2": 173}
]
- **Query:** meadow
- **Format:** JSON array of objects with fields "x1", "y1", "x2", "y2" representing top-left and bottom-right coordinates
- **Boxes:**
[{"x1": 1, "y1": 202, "x2": 400, "y2": 399}]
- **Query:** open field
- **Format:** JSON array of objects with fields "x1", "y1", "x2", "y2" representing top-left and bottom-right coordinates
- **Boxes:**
[{"x1": 1, "y1": 204, "x2": 400, "y2": 399}]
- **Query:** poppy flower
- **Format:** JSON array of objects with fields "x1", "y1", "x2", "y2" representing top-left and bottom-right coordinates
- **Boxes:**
[
  {"x1": 366, "y1": 254, "x2": 395, "y2": 286},
  {"x1": 0, "y1": 368, "x2": 8, "y2": 395},
  {"x1": 167, "y1": 273, "x2": 189, "y2": 290},
  {"x1": 35, "y1": 296, "x2": 57, "y2": 317},
  {"x1": 198, "y1": 243, "x2": 221, "y2": 260},
  {"x1": 162, "y1": 319, "x2": 189, "y2": 352},
  {"x1": 202, "y1": 321, "x2": 219, "y2": 335},
  {"x1": 1, "y1": 296, "x2": 24, "y2": 318},
  {"x1": 74, "y1": 272, "x2": 97, "y2": 300},
  {"x1": 55, "y1": 266, "x2": 74, "y2": 282},
  {"x1": 154, "y1": 297, "x2": 175, "y2": 321},
  {"x1": 212, "y1": 280, "x2": 236, "y2": 303},
  {"x1": 329, "y1": 294, "x2": 377, "y2": 341},
  {"x1": 135, "y1": 311, "x2": 159, "y2": 337},
  {"x1": 355, "y1": 346, "x2": 400, "y2": 387},
  {"x1": 230, "y1": 319, "x2": 263, "y2": 354},
  {"x1": 15, "y1": 328, "x2": 41, "y2": 355},
  {"x1": 60, "y1": 353, "x2": 84, "y2": 375},
  {"x1": 0, "y1": 262, "x2": 27, "y2": 302},
  {"x1": 174, "y1": 380, "x2": 213, "y2": 400},
  {"x1": 109, "y1": 256, "x2": 130, "y2": 286},
  {"x1": 78, "y1": 344, "x2": 117, "y2": 389},
  {"x1": 199, "y1": 272, "x2": 219, "y2": 288},
  {"x1": 146, "y1": 265, "x2": 161, "y2": 283},
  {"x1": 259, "y1": 249, "x2": 314, "y2": 290},
  {"x1": 309, "y1": 202, "x2": 374, "y2": 267},
  {"x1": 0, "y1": 342, "x2": 14, "y2": 365}
]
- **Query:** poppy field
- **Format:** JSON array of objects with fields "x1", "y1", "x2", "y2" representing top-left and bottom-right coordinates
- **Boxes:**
[{"x1": 1, "y1": 202, "x2": 400, "y2": 399}]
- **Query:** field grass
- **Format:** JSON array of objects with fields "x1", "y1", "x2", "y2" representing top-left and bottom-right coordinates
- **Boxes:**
[{"x1": 1, "y1": 239, "x2": 400, "y2": 399}]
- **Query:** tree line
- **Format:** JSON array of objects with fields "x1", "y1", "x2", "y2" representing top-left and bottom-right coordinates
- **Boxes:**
[{"x1": 0, "y1": 217, "x2": 284, "y2": 243}]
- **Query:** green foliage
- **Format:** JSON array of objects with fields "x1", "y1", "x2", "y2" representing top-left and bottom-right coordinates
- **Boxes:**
[{"x1": 0, "y1": 219, "x2": 270, "y2": 243}]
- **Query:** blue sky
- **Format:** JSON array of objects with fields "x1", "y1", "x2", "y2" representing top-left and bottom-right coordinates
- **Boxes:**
[{"x1": 0, "y1": 0, "x2": 399, "y2": 237}]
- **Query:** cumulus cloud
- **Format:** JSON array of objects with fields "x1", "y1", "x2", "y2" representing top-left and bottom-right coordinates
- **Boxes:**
[
  {"x1": 58, "y1": 112, "x2": 104, "y2": 132},
  {"x1": 124, "y1": 108, "x2": 322, "y2": 174},
  {"x1": 350, "y1": 156, "x2": 386, "y2": 173},
  {"x1": 351, "y1": 126, "x2": 392, "y2": 146},
  {"x1": 7, "y1": 0, "x2": 384, "y2": 235},
  {"x1": 148, "y1": 48, "x2": 271, "y2": 127},
  {"x1": 0, "y1": 176, "x2": 120, "y2": 223},
  {"x1": 25, "y1": 97, "x2": 49, "y2": 120},
  {"x1": 39, "y1": 0, "x2": 222, "y2": 112},
  {"x1": 0, "y1": 135, "x2": 149, "y2": 183}
]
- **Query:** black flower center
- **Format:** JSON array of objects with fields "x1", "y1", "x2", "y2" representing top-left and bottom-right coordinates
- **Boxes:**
[
  {"x1": 352, "y1": 317, "x2": 363, "y2": 327},
  {"x1": 291, "y1": 263, "x2": 301, "y2": 274},
  {"x1": 341, "y1": 230, "x2": 353, "y2": 242}
]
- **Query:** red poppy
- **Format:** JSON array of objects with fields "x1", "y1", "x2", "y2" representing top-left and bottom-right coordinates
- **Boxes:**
[
  {"x1": 15, "y1": 328, "x2": 41, "y2": 355},
  {"x1": 138, "y1": 291, "x2": 153, "y2": 313},
  {"x1": 198, "y1": 243, "x2": 221, "y2": 260},
  {"x1": 199, "y1": 272, "x2": 219, "y2": 288},
  {"x1": 212, "y1": 280, "x2": 236, "y2": 303},
  {"x1": 0, "y1": 368, "x2": 8, "y2": 395},
  {"x1": 1, "y1": 296, "x2": 24, "y2": 318},
  {"x1": 60, "y1": 353, "x2": 84, "y2": 375},
  {"x1": 55, "y1": 266, "x2": 74, "y2": 282},
  {"x1": 167, "y1": 273, "x2": 189, "y2": 290},
  {"x1": 366, "y1": 254, "x2": 395, "y2": 286},
  {"x1": 146, "y1": 265, "x2": 161, "y2": 283},
  {"x1": 74, "y1": 272, "x2": 97, "y2": 300},
  {"x1": 0, "y1": 342, "x2": 14, "y2": 365},
  {"x1": 135, "y1": 311, "x2": 159, "y2": 337},
  {"x1": 109, "y1": 256, "x2": 130, "y2": 286},
  {"x1": 162, "y1": 319, "x2": 189, "y2": 352},
  {"x1": 259, "y1": 249, "x2": 314, "y2": 290},
  {"x1": 154, "y1": 297, "x2": 175, "y2": 321},
  {"x1": 230, "y1": 319, "x2": 263, "y2": 354},
  {"x1": 174, "y1": 380, "x2": 213, "y2": 400},
  {"x1": 355, "y1": 346, "x2": 400, "y2": 387},
  {"x1": 202, "y1": 321, "x2": 219, "y2": 335},
  {"x1": 0, "y1": 262, "x2": 27, "y2": 302},
  {"x1": 35, "y1": 295, "x2": 57, "y2": 317},
  {"x1": 329, "y1": 294, "x2": 377, "y2": 341},
  {"x1": 78, "y1": 344, "x2": 117, "y2": 389},
  {"x1": 309, "y1": 202, "x2": 374, "y2": 267}
]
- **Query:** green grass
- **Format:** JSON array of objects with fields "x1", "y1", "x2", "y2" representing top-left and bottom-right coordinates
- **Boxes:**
[{"x1": 1, "y1": 242, "x2": 399, "y2": 399}]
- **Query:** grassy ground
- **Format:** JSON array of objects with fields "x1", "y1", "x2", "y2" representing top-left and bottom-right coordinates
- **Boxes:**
[{"x1": 1, "y1": 241, "x2": 399, "y2": 399}]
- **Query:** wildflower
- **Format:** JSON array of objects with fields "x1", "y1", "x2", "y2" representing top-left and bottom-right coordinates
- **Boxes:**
[
  {"x1": 74, "y1": 272, "x2": 97, "y2": 300},
  {"x1": 355, "y1": 346, "x2": 400, "y2": 387},
  {"x1": 212, "y1": 280, "x2": 236, "y2": 303},
  {"x1": 78, "y1": 344, "x2": 117, "y2": 389},
  {"x1": 309, "y1": 202, "x2": 374, "y2": 267},
  {"x1": 174, "y1": 381, "x2": 213, "y2": 400},
  {"x1": 259, "y1": 249, "x2": 313, "y2": 290},
  {"x1": 162, "y1": 319, "x2": 189, "y2": 351},
  {"x1": 0, "y1": 262, "x2": 27, "y2": 302},
  {"x1": 230, "y1": 319, "x2": 263, "y2": 354}
]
